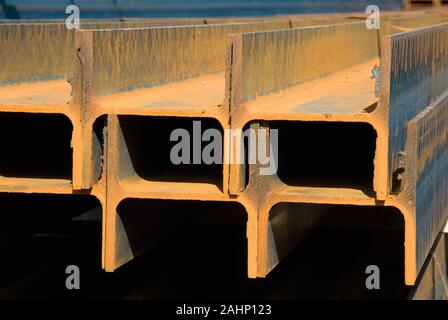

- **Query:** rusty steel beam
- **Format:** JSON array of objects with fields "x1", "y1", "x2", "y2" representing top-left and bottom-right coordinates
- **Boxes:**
[
  {"x1": 0, "y1": 20, "x2": 214, "y2": 191},
  {"x1": 227, "y1": 18, "x2": 448, "y2": 199},
  {"x1": 81, "y1": 19, "x2": 384, "y2": 273},
  {"x1": 366, "y1": 23, "x2": 448, "y2": 284},
  {"x1": 226, "y1": 22, "x2": 380, "y2": 195},
  {"x1": 0, "y1": 20, "x2": 213, "y2": 254},
  {"x1": 0, "y1": 19, "x2": 229, "y2": 273},
  {"x1": 0, "y1": 17, "x2": 322, "y2": 278},
  {"x1": 88, "y1": 21, "x2": 290, "y2": 272},
  {"x1": 1, "y1": 14, "x2": 448, "y2": 290},
  {"x1": 0, "y1": 19, "x2": 286, "y2": 193},
  {"x1": 378, "y1": 23, "x2": 448, "y2": 196},
  {"x1": 103, "y1": 114, "x2": 260, "y2": 275},
  {"x1": 225, "y1": 22, "x2": 448, "y2": 285},
  {"x1": 73, "y1": 21, "x2": 290, "y2": 192},
  {"x1": 399, "y1": 87, "x2": 448, "y2": 284},
  {"x1": 82, "y1": 19, "x2": 406, "y2": 274},
  {"x1": 250, "y1": 93, "x2": 448, "y2": 285},
  {"x1": 240, "y1": 122, "x2": 393, "y2": 281},
  {"x1": 0, "y1": 23, "x2": 81, "y2": 191}
]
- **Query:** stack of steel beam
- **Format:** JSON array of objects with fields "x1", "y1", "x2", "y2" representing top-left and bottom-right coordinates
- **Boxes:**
[
  {"x1": 1, "y1": 9, "x2": 448, "y2": 293},
  {"x1": 226, "y1": 15, "x2": 448, "y2": 286}
]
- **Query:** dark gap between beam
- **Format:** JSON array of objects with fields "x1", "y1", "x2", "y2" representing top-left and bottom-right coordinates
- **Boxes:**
[
  {"x1": 267, "y1": 203, "x2": 407, "y2": 299},
  {"x1": 272, "y1": 121, "x2": 376, "y2": 194},
  {"x1": 0, "y1": 112, "x2": 72, "y2": 179},
  {"x1": 116, "y1": 199, "x2": 247, "y2": 276},
  {"x1": 118, "y1": 116, "x2": 223, "y2": 187}
]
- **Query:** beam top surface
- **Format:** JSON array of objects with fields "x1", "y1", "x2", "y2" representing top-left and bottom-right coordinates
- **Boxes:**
[
  {"x1": 229, "y1": 21, "x2": 379, "y2": 107},
  {"x1": 95, "y1": 72, "x2": 225, "y2": 114},
  {"x1": 242, "y1": 59, "x2": 378, "y2": 119}
]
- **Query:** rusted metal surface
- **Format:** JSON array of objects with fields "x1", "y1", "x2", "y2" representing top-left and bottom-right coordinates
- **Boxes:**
[
  {"x1": 0, "y1": 19, "x2": 213, "y2": 190},
  {"x1": 222, "y1": 20, "x2": 448, "y2": 286},
  {"x1": 0, "y1": 21, "x2": 211, "y2": 85},
  {"x1": 227, "y1": 18, "x2": 448, "y2": 198},
  {"x1": 226, "y1": 22, "x2": 380, "y2": 195},
  {"x1": 74, "y1": 21, "x2": 289, "y2": 192},
  {"x1": 0, "y1": 23, "x2": 71, "y2": 84},
  {"x1": 1, "y1": 12, "x2": 448, "y2": 295},
  {"x1": 404, "y1": 90, "x2": 448, "y2": 276},
  {"x1": 102, "y1": 115, "x2": 252, "y2": 271},
  {"x1": 0, "y1": 20, "x2": 285, "y2": 190},
  {"x1": 93, "y1": 18, "x2": 403, "y2": 275},
  {"x1": 379, "y1": 23, "x2": 448, "y2": 195},
  {"x1": 231, "y1": 22, "x2": 377, "y2": 103},
  {"x1": 95, "y1": 18, "x2": 448, "y2": 284},
  {"x1": 87, "y1": 21, "x2": 289, "y2": 96}
]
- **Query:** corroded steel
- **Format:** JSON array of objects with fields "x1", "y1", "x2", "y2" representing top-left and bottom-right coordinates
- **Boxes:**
[
  {"x1": 1, "y1": 13, "x2": 448, "y2": 290},
  {"x1": 225, "y1": 21, "x2": 448, "y2": 285}
]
